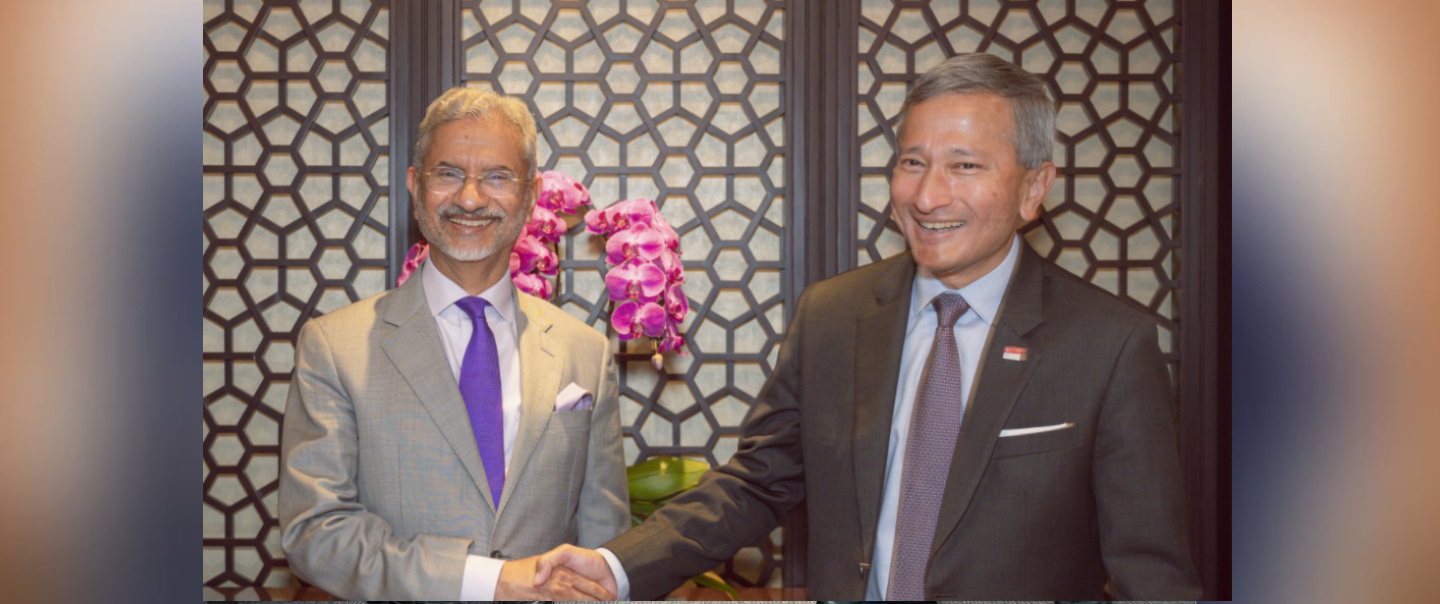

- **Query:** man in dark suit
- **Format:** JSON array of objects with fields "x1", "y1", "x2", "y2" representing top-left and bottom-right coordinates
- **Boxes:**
[{"x1": 532, "y1": 53, "x2": 1202, "y2": 600}]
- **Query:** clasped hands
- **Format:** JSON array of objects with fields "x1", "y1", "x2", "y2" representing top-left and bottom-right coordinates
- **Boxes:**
[{"x1": 495, "y1": 544, "x2": 617, "y2": 601}]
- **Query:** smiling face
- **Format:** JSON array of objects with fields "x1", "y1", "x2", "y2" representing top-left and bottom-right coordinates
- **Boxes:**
[
  {"x1": 889, "y1": 92, "x2": 1056, "y2": 289},
  {"x1": 406, "y1": 115, "x2": 538, "y2": 291}
]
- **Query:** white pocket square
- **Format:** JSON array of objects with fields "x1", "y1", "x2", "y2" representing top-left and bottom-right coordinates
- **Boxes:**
[
  {"x1": 998, "y1": 422, "x2": 1074, "y2": 437},
  {"x1": 554, "y1": 382, "x2": 594, "y2": 412}
]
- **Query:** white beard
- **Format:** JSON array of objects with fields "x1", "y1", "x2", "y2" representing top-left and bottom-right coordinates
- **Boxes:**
[{"x1": 416, "y1": 203, "x2": 526, "y2": 263}]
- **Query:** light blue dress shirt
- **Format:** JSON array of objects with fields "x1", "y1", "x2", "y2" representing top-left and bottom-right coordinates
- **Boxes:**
[{"x1": 865, "y1": 235, "x2": 1022, "y2": 600}]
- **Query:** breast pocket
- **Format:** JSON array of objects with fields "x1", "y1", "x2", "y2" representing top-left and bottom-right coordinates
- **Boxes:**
[
  {"x1": 551, "y1": 408, "x2": 593, "y2": 432},
  {"x1": 992, "y1": 425, "x2": 1079, "y2": 458}
]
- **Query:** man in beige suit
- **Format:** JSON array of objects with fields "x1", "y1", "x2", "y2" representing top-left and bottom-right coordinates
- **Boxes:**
[{"x1": 279, "y1": 87, "x2": 627, "y2": 600}]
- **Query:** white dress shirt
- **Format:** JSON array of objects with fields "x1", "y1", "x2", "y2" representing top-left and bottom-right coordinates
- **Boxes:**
[
  {"x1": 420, "y1": 261, "x2": 524, "y2": 601},
  {"x1": 599, "y1": 236, "x2": 1024, "y2": 600}
]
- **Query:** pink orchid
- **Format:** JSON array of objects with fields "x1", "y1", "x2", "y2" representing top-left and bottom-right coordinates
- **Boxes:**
[
  {"x1": 657, "y1": 249, "x2": 684, "y2": 283},
  {"x1": 569, "y1": 194, "x2": 691, "y2": 367},
  {"x1": 657, "y1": 321, "x2": 685, "y2": 354},
  {"x1": 611, "y1": 301, "x2": 639, "y2": 337},
  {"x1": 537, "y1": 170, "x2": 591, "y2": 214},
  {"x1": 526, "y1": 205, "x2": 567, "y2": 243},
  {"x1": 653, "y1": 215, "x2": 681, "y2": 252},
  {"x1": 583, "y1": 210, "x2": 608, "y2": 235},
  {"x1": 611, "y1": 300, "x2": 667, "y2": 339},
  {"x1": 635, "y1": 302, "x2": 668, "y2": 338},
  {"x1": 605, "y1": 223, "x2": 666, "y2": 264},
  {"x1": 396, "y1": 240, "x2": 430, "y2": 287},
  {"x1": 511, "y1": 234, "x2": 546, "y2": 273},
  {"x1": 608, "y1": 197, "x2": 657, "y2": 231},
  {"x1": 534, "y1": 243, "x2": 558, "y2": 275},
  {"x1": 664, "y1": 282, "x2": 689, "y2": 321},
  {"x1": 605, "y1": 258, "x2": 666, "y2": 303},
  {"x1": 513, "y1": 271, "x2": 553, "y2": 300}
]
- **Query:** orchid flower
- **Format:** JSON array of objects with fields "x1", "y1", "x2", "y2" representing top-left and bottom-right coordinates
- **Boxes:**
[
  {"x1": 525, "y1": 205, "x2": 567, "y2": 243},
  {"x1": 653, "y1": 215, "x2": 681, "y2": 251},
  {"x1": 584, "y1": 207, "x2": 610, "y2": 235},
  {"x1": 608, "y1": 197, "x2": 657, "y2": 231},
  {"x1": 634, "y1": 302, "x2": 669, "y2": 338},
  {"x1": 511, "y1": 234, "x2": 545, "y2": 274},
  {"x1": 584, "y1": 196, "x2": 690, "y2": 369},
  {"x1": 605, "y1": 223, "x2": 667, "y2": 264},
  {"x1": 537, "y1": 170, "x2": 591, "y2": 214},
  {"x1": 605, "y1": 258, "x2": 666, "y2": 303},
  {"x1": 611, "y1": 301, "x2": 640, "y2": 337},
  {"x1": 664, "y1": 282, "x2": 688, "y2": 321},
  {"x1": 658, "y1": 321, "x2": 685, "y2": 354},
  {"x1": 506, "y1": 171, "x2": 595, "y2": 299},
  {"x1": 396, "y1": 240, "x2": 431, "y2": 287},
  {"x1": 513, "y1": 271, "x2": 553, "y2": 300},
  {"x1": 657, "y1": 249, "x2": 685, "y2": 283}
]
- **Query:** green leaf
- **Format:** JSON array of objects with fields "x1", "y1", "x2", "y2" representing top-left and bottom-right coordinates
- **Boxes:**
[
  {"x1": 629, "y1": 499, "x2": 667, "y2": 518},
  {"x1": 690, "y1": 570, "x2": 738, "y2": 600},
  {"x1": 626, "y1": 457, "x2": 710, "y2": 501}
]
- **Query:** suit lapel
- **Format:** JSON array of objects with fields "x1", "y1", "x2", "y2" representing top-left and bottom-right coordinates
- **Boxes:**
[
  {"x1": 496, "y1": 292, "x2": 560, "y2": 517},
  {"x1": 851, "y1": 254, "x2": 917, "y2": 557},
  {"x1": 930, "y1": 244, "x2": 1045, "y2": 555},
  {"x1": 380, "y1": 268, "x2": 498, "y2": 513}
]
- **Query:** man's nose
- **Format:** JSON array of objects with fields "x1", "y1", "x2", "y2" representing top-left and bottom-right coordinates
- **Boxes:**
[
  {"x1": 912, "y1": 166, "x2": 952, "y2": 213},
  {"x1": 452, "y1": 177, "x2": 492, "y2": 210}
]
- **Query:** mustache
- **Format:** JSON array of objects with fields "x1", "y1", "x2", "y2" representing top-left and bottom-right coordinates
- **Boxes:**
[{"x1": 437, "y1": 206, "x2": 508, "y2": 220}]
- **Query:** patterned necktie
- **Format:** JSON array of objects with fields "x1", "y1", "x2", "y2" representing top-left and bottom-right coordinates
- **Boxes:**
[
  {"x1": 454, "y1": 296, "x2": 505, "y2": 509},
  {"x1": 887, "y1": 292, "x2": 970, "y2": 600}
]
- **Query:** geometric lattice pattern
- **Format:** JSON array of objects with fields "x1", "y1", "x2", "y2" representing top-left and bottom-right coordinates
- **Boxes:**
[
  {"x1": 202, "y1": 0, "x2": 1191, "y2": 594},
  {"x1": 202, "y1": 0, "x2": 391, "y2": 591},
  {"x1": 461, "y1": 0, "x2": 788, "y2": 463},
  {"x1": 856, "y1": 0, "x2": 1181, "y2": 364},
  {"x1": 459, "y1": 0, "x2": 788, "y2": 587}
]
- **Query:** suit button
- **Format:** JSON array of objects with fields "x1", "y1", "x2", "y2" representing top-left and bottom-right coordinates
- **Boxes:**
[{"x1": 490, "y1": 550, "x2": 505, "y2": 559}]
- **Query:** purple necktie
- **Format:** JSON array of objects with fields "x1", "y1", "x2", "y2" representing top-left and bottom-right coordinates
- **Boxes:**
[
  {"x1": 454, "y1": 296, "x2": 505, "y2": 509},
  {"x1": 888, "y1": 292, "x2": 970, "y2": 600}
]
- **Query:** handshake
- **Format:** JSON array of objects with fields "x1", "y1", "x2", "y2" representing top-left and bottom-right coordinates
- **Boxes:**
[{"x1": 495, "y1": 544, "x2": 621, "y2": 601}]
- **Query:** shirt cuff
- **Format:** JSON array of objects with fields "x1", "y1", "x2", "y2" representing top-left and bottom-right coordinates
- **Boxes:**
[
  {"x1": 596, "y1": 547, "x2": 631, "y2": 601},
  {"x1": 459, "y1": 553, "x2": 505, "y2": 601}
]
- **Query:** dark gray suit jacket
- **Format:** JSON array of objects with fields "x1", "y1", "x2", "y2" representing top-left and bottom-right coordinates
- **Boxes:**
[{"x1": 605, "y1": 245, "x2": 1202, "y2": 599}]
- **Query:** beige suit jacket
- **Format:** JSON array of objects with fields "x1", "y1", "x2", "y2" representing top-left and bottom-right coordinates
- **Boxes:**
[{"x1": 279, "y1": 265, "x2": 628, "y2": 600}]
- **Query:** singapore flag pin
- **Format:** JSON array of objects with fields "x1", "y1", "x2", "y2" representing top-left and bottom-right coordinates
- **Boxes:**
[{"x1": 1002, "y1": 346, "x2": 1029, "y2": 362}]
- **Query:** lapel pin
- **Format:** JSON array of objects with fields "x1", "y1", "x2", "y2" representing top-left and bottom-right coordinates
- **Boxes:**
[{"x1": 1002, "y1": 346, "x2": 1029, "y2": 362}]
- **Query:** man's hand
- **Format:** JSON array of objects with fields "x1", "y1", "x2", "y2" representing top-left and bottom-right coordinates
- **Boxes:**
[
  {"x1": 533, "y1": 544, "x2": 617, "y2": 600},
  {"x1": 496, "y1": 552, "x2": 615, "y2": 601}
]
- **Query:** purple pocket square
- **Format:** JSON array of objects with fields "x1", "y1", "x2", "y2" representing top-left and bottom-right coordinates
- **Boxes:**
[{"x1": 554, "y1": 383, "x2": 594, "y2": 411}]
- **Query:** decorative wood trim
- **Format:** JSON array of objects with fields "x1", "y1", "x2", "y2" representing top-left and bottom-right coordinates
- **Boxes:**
[
  {"x1": 1178, "y1": 0, "x2": 1230, "y2": 598},
  {"x1": 387, "y1": 0, "x2": 460, "y2": 284},
  {"x1": 781, "y1": 0, "x2": 860, "y2": 586}
]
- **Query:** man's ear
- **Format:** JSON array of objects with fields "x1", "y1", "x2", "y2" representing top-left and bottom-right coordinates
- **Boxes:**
[
  {"x1": 1019, "y1": 161, "x2": 1057, "y2": 222},
  {"x1": 406, "y1": 166, "x2": 420, "y2": 217},
  {"x1": 526, "y1": 169, "x2": 541, "y2": 213}
]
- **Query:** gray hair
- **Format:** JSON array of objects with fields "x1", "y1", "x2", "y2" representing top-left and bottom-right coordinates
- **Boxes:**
[
  {"x1": 899, "y1": 53, "x2": 1056, "y2": 168},
  {"x1": 411, "y1": 86, "x2": 538, "y2": 172}
]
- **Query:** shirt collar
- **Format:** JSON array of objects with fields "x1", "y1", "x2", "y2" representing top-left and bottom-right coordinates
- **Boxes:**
[
  {"x1": 421, "y1": 259, "x2": 518, "y2": 325},
  {"x1": 910, "y1": 234, "x2": 1022, "y2": 327}
]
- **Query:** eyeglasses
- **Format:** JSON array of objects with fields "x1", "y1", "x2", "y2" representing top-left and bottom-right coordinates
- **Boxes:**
[{"x1": 421, "y1": 167, "x2": 528, "y2": 198}]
